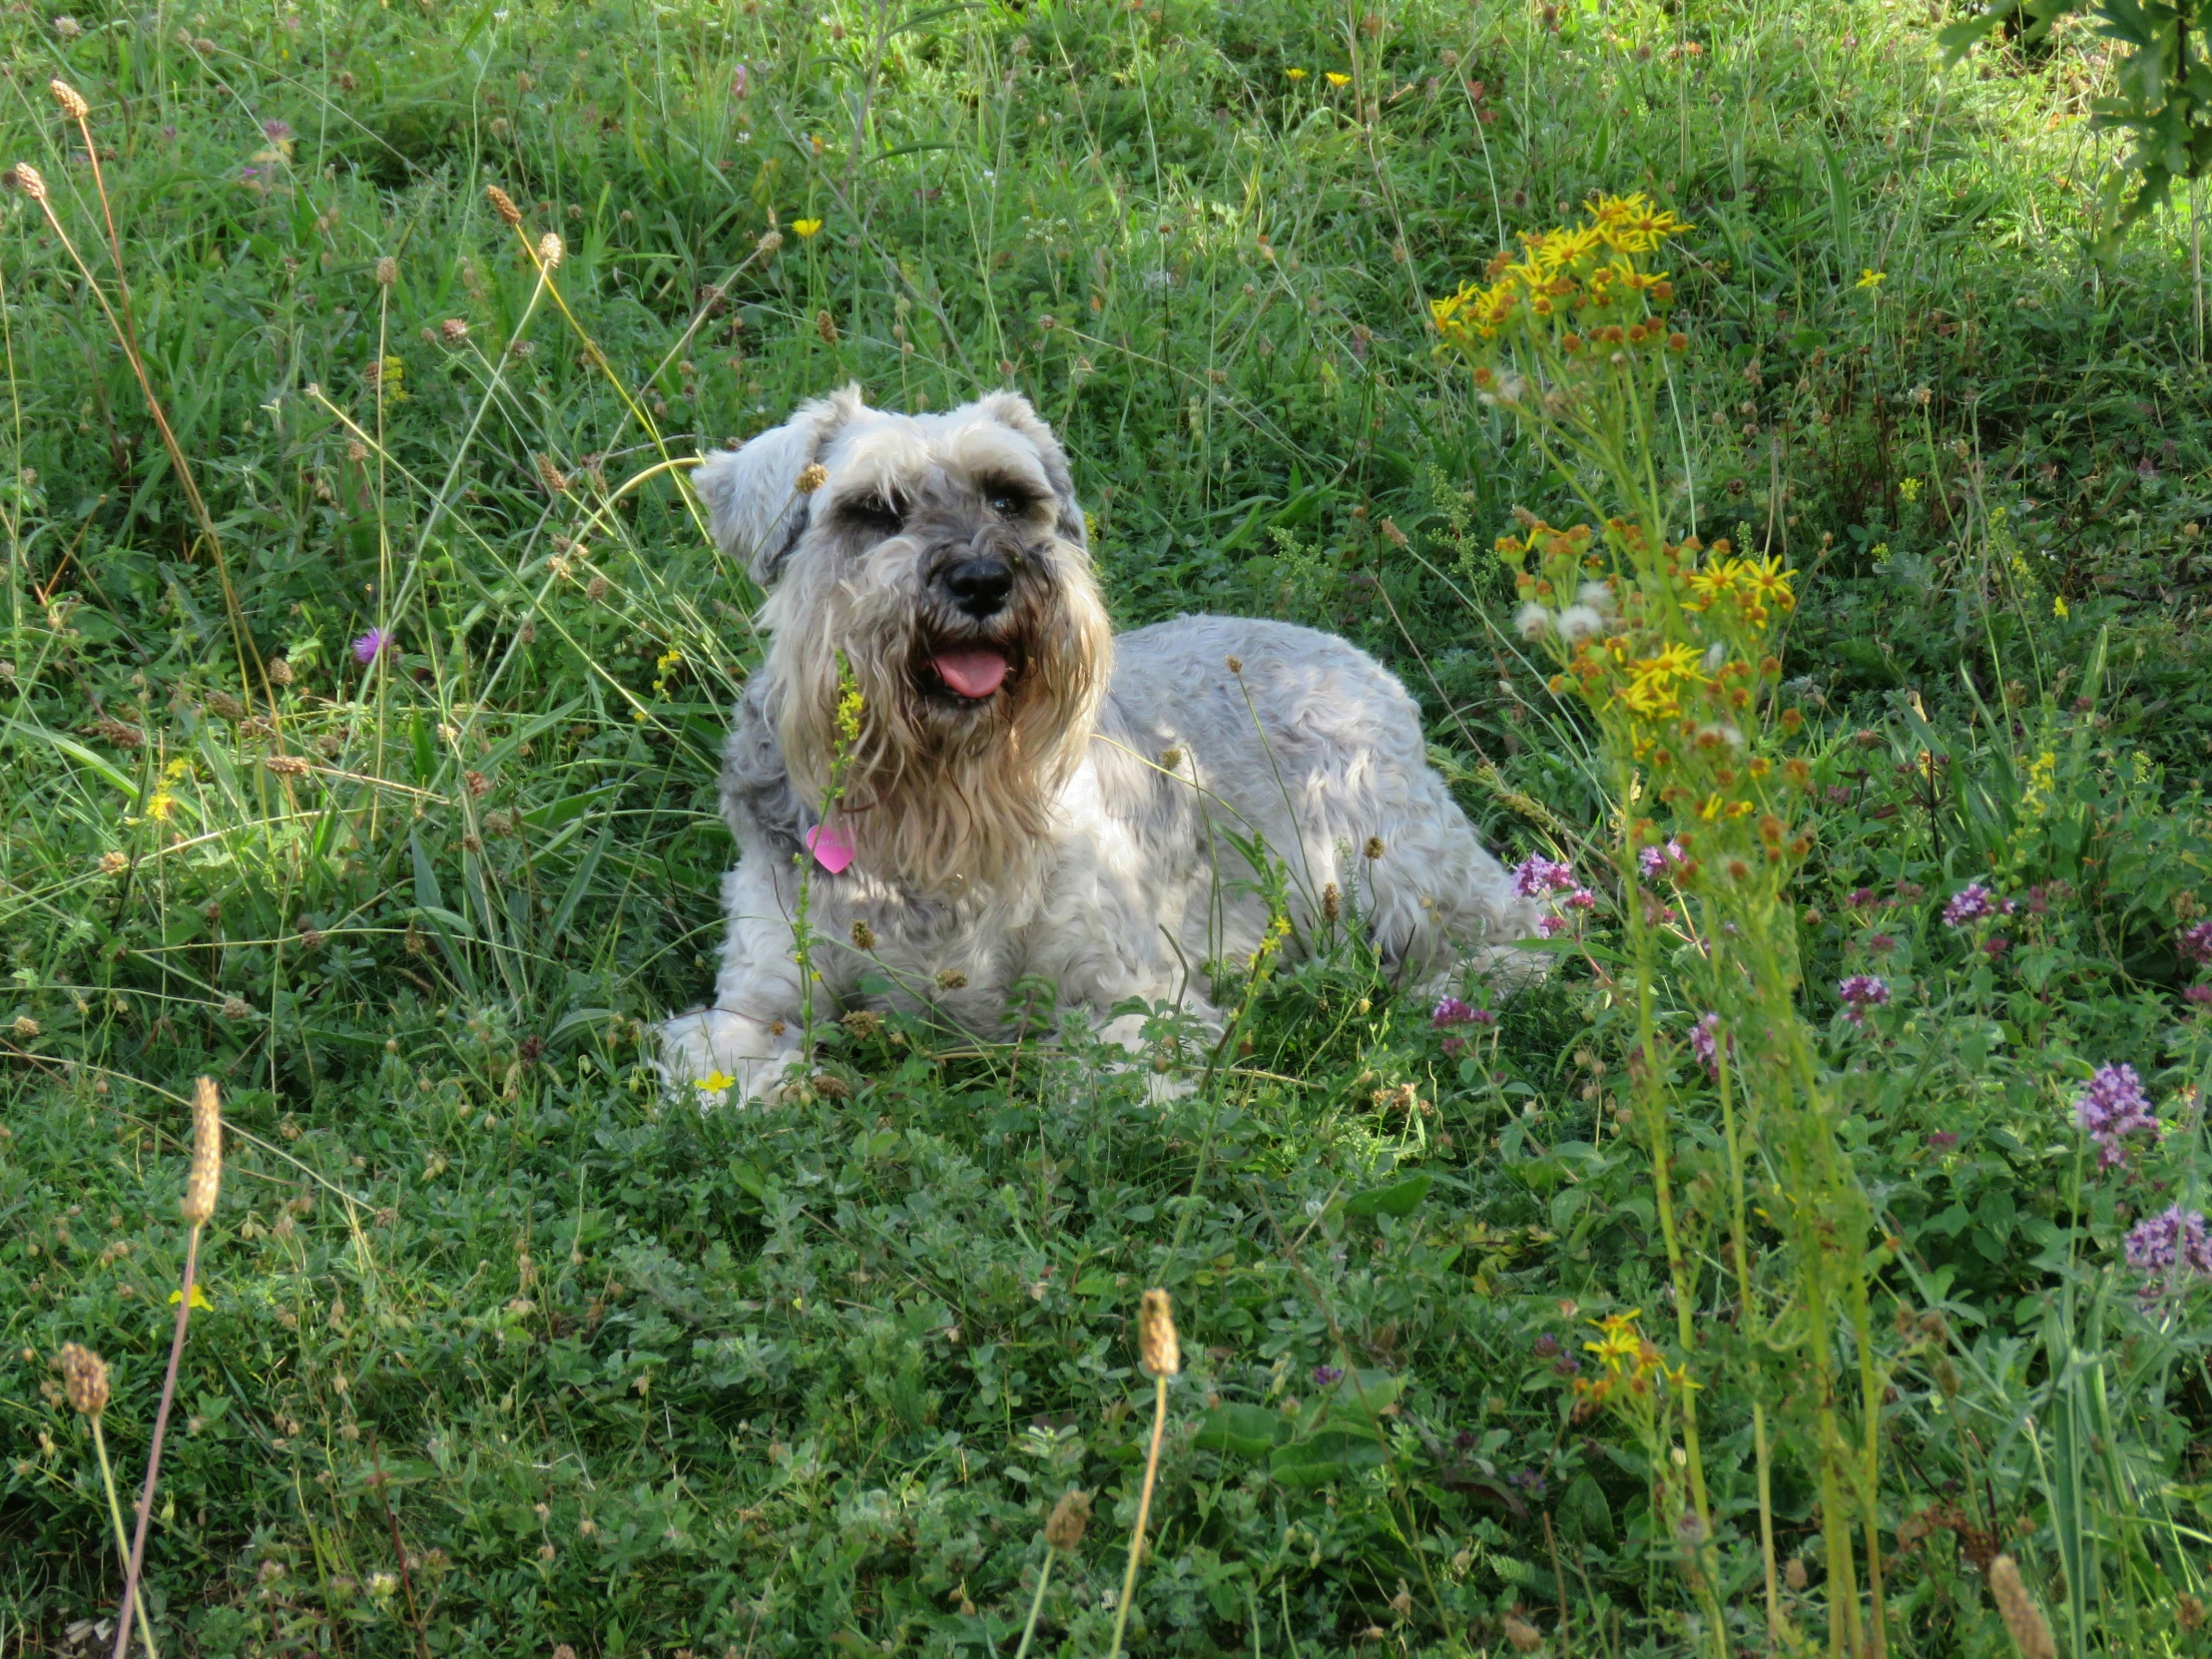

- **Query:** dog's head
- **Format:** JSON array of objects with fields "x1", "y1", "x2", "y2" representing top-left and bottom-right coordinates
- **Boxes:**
[{"x1": 695, "y1": 385, "x2": 1112, "y2": 888}]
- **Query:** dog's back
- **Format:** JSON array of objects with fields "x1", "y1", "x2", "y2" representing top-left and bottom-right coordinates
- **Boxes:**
[{"x1": 1094, "y1": 615, "x2": 1539, "y2": 982}]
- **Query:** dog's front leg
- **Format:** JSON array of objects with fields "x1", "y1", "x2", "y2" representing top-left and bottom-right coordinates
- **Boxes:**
[{"x1": 658, "y1": 855, "x2": 811, "y2": 1106}]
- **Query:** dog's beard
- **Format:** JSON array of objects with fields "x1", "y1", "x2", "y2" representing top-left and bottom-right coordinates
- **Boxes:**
[{"x1": 764, "y1": 541, "x2": 1111, "y2": 891}]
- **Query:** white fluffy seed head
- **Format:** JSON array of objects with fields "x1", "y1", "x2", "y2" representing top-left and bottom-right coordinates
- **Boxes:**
[
  {"x1": 1515, "y1": 603, "x2": 1552, "y2": 641},
  {"x1": 1556, "y1": 604, "x2": 1604, "y2": 643},
  {"x1": 1577, "y1": 580, "x2": 1616, "y2": 614}
]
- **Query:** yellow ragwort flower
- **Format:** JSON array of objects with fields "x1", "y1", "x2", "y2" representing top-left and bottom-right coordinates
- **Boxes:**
[{"x1": 793, "y1": 218, "x2": 824, "y2": 239}]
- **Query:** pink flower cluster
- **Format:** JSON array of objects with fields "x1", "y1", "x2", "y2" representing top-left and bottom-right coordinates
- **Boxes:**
[
  {"x1": 2074, "y1": 1063, "x2": 2157, "y2": 1170},
  {"x1": 2125, "y1": 1205, "x2": 2212, "y2": 1298},
  {"x1": 1838, "y1": 974, "x2": 1889, "y2": 1025},
  {"x1": 1433, "y1": 995, "x2": 1497, "y2": 1057},
  {"x1": 1941, "y1": 883, "x2": 2012, "y2": 926},
  {"x1": 1638, "y1": 839, "x2": 1687, "y2": 881},
  {"x1": 1688, "y1": 1011, "x2": 1727, "y2": 1076},
  {"x1": 2180, "y1": 918, "x2": 2212, "y2": 965},
  {"x1": 1512, "y1": 854, "x2": 1594, "y2": 938}
]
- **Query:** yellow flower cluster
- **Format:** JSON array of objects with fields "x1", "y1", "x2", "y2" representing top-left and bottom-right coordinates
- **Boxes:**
[
  {"x1": 1500, "y1": 517, "x2": 1815, "y2": 880},
  {"x1": 1431, "y1": 193, "x2": 1691, "y2": 349},
  {"x1": 1573, "y1": 1309, "x2": 1694, "y2": 1410}
]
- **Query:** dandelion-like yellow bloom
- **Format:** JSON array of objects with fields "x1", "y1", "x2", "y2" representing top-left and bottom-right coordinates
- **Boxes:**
[
  {"x1": 793, "y1": 218, "x2": 824, "y2": 239},
  {"x1": 1324, "y1": 71, "x2": 1351, "y2": 87},
  {"x1": 1286, "y1": 67, "x2": 1308, "y2": 80}
]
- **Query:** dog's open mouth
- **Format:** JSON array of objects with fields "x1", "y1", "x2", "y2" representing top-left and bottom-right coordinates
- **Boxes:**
[{"x1": 925, "y1": 645, "x2": 1014, "y2": 702}]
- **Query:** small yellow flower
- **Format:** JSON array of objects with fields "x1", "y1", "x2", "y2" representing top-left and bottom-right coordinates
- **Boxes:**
[
  {"x1": 694, "y1": 1070, "x2": 736, "y2": 1094},
  {"x1": 792, "y1": 218, "x2": 824, "y2": 239},
  {"x1": 1286, "y1": 67, "x2": 1308, "y2": 80},
  {"x1": 1857, "y1": 269, "x2": 1886, "y2": 290},
  {"x1": 2052, "y1": 594, "x2": 2069, "y2": 620},
  {"x1": 168, "y1": 1283, "x2": 215, "y2": 1311},
  {"x1": 1325, "y1": 71, "x2": 1351, "y2": 87}
]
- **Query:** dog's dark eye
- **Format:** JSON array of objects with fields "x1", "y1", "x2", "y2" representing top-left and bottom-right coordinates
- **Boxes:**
[
  {"x1": 986, "y1": 488, "x2": 1031, "y2": 516},
  {"x1": 846, "y1": 494, "x2": 904, "y2": 534}
]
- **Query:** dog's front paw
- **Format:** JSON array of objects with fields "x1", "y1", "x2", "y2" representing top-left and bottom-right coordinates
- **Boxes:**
[{"x1": 656, "y1": 1009, "x2": 803, "y2": 1108}]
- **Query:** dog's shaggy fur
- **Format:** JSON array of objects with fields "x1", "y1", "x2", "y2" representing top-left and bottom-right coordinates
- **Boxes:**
[{"x1": 659, "y1": 385, "x2": 1542, "y2": 1100}]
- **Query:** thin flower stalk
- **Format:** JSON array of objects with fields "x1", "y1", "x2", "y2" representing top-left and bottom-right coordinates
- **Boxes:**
[
  {"x1": 114, "y1": 1077, "x2": 222, "y2": 1659},
  {"x1": 1108, "y1": 1291, "x2": 1179, "y2": 1659}
]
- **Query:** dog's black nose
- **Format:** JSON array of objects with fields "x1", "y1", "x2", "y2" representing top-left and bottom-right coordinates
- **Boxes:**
[{"x1": 943, "y1": 555, "x2": 1014, "y2": 619}]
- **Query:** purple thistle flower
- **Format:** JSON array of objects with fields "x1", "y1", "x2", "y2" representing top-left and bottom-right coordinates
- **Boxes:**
[
  {"x1": 2075, "y1": 1063, "x2": 2157, "y2": 1170},
  {"x1": 1942, "y1": 883, "x2": 1998, "y2": 926},
  {"x1": 2181, "y1": 919, "x2": 2212, "y2": 965},
  {"x1": 1511, "y1": 854, "x2": 1578, "y2": 898},
  {"x1": 351, "y1": 628, "x2": 394, "y2": 665}
]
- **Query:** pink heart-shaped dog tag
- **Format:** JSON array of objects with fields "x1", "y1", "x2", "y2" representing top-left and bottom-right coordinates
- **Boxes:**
[{"x1": 806, "y1": 822, "x2": 856, "y2": 873}]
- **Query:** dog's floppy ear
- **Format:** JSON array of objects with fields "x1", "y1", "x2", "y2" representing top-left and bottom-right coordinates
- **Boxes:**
[
  {"x1": 693, "y1": 385, "x2": 865, "y2": 584},
  {"x1": 973, "y1": 389, "x2": 1086, "y2": 552}
]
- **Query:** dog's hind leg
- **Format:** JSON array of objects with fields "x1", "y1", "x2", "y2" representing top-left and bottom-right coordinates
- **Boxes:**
[
  {"x1": 1338, "y1": 770, "x2": 1545, "y2": 996},
  {"x1": 657, "y1": 856, "x2": 810, "y2": 1106}
]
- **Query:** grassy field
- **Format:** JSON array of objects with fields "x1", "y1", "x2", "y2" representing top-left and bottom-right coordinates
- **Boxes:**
[{"x1": 9, "y1": 0, "x2": 2212, "y2": 1651}]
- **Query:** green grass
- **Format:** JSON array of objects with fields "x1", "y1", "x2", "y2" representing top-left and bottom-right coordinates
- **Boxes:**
[{"x1": 9, "y1": 0, "x2": 2212, "y2": 1652}]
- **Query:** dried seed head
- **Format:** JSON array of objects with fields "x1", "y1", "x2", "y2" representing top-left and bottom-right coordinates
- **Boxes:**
[
  {"x1": 57, "y1": 1344, "x2": 109, "y2": 1416},
  {"x1": 1043, "y1": 1489, "x2": 1091, "y2": 1552},
  {"x1": 439, "y1": 317, "x2": 470, "y2": 345},
  {"x1": 535, "y1": 454, "x2": 569, "y2": 494},
  {"x1": 849, "y1": 919, "x2": 876, "y2": 950},
  {"x1": 1502, "y1": 1614, "x2": 1543, "y2": 1653},
  {"x1": 51, "y1": 80, "x2": 90, "y2": 121},
  {"x1": 1137, "y1": 1288, "x2": 1180, "y2": 1376},
  {"x1": 538, "y1": 232, "x2": 564, "y2": 270},
  {"x1": 796, "y1": 463, "x2": 829, "y2": 494},
  {"x1": 180, "y1": 1075, "x2": 222, "y2": 1227},
  {"x1": 269, "y1": 657, "x2": 295, "y2": 686},
  {"x1": 265, "y1": 753, "x2": 310, "y2": 777},
  {"x1": 1988, "y1": 1556, "x2": 2056, "y2": 1659},
  {"x1": 12, "y1": 164, "x2": 48, "y2": 203},
  {"x1": 486, "y1": 185, "x2": 522, "y2": 227},
  {"x1": 1783, "y1": 1555, "x2": 1808, "y2": 1590},
  {"x1": 1364, "y1": 835, "x2": 1385, "y2": 860},
  {"x1": 756, "y1": 228, "x2": 784, "y2": 256},
  {"x1": 816, "y1": 308, "x2": 838, "y2": 344},
  {"x1": 374, "y1": 255, "x2": 397, "y2": 287}
]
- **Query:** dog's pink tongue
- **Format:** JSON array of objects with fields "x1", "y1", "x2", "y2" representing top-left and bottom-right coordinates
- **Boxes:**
[{"x1": 933, "y1": 648, "x2": 1009, "y2": 699}]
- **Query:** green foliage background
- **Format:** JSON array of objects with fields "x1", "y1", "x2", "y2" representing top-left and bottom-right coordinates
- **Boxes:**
[{"x1": 8, "y1": 0, "x2": 2212, "y2": 1652}]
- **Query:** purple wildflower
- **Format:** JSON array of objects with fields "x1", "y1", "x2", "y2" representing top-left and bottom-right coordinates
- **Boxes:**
[
  {"x1": 351, "y1": 628, "x2": 394, "y2": 665},
  {"x1": 2187, "y1": 984, "x2": 2212, "y2": 1007},
  {"x1": 1511, "y1": 854, "x2": 1578, "y2": 898},
  {"x1": 2181, "y1": 919, "x2": 2212, "y2": 965},
  {"x1": 1942, "y1": 883, "x2": 1998, "y2": 926},
  {"x1": 1433, "y1": 996, "x2": 1473, "y2": 1027},
  {"x1": 1928, "y1": 1130, "x2": 1958, "y2": 1152},
  {"x1": 1563, "y1": 887, "x2": 1598, "y2": 911},
  {"x1": 1868, "y1": 933, "x2": 1897, "y2": 951},
  {"x1": 1689, "y1": 1012, "x2": 1724, "y2": 1075},
  {"x1": 1312, "y1": 1364, "x2": 1345, "y2": 1387},
  {"x1": 1532, "y1": 1333, "x2": 1561, "y2": 1358},
  {"x1": 1508, "y1": 1469, "x2": 1547, "y2": 1497},
  {"x1": 2125, "y1": 1206, "x2": 2212, "y2": 1296},
  {"x1": 1536, "y1": 914, "x2": 1571, "y2": 938},
  {"x1": 1638, "y1": 839, "x2": 1686, "y2": 880},
  {"x1": 2075, "y1": 1063, "x2": 2158, "y2": 1170},
  {"x1": 1839, "y1": 974, "x2": 1890, "y2": 1026},
  {"x1": 262, "y1": 118, "x2": 293, "y2": 143}
]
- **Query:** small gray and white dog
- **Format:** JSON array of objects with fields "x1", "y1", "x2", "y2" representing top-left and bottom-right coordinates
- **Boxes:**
[{"x1": 658, "y1": 385, "x2": 1541, "y2": 1102}]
